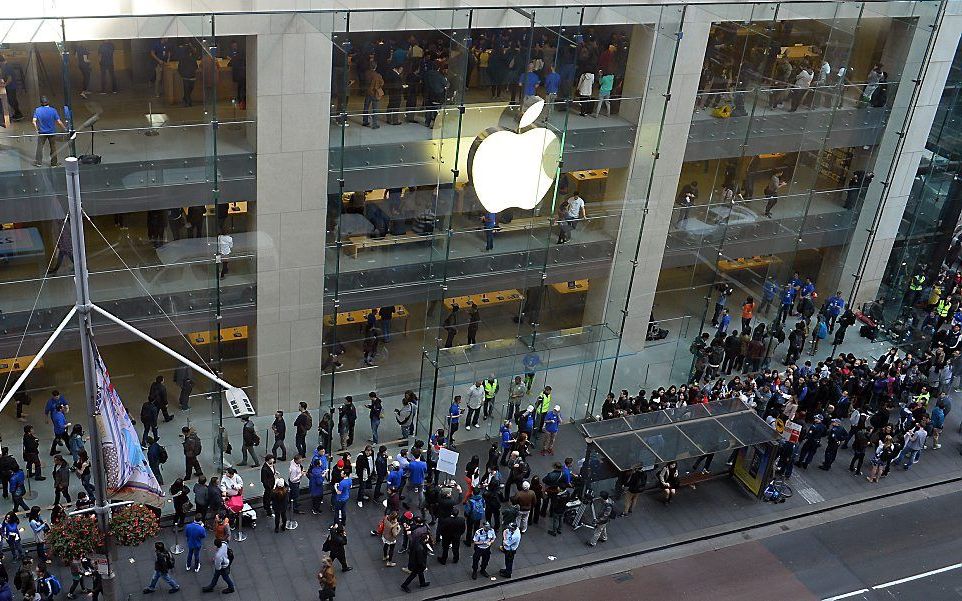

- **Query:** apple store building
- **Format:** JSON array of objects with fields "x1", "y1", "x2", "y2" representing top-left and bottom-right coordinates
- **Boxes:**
[{"x1": 0, "y1": 0, "x2": 960, "y2": 508}]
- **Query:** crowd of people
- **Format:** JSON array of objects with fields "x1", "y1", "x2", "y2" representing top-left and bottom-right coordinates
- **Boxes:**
[{"x1": 334, "y1": 28, "x2": 632, "y2": 129}]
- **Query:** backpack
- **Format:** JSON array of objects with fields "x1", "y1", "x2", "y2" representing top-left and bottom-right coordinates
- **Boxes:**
[
  {"x1": 163, "y1": 551, "x2": 175, "y2": 570},
  {"x1": 467, "y1": 496, "x2": 485, "y2": 521},
  {"x1": 157, "y1": 445, "x2": 169, "y2": 464},
  {"x1": 46, "y1": 575, "x2": 62, "y2": 595},
  {"x1": 226, "y1": 547, "x2": 235, "y2": 565}
]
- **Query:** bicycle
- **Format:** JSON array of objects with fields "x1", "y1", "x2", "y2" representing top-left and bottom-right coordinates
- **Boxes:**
[{"x1": 763, "y1": 478, "x2": 793, "y2": 503}]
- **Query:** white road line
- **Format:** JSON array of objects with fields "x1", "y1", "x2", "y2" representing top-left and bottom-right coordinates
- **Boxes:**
[
  {"x1": 790, "y1": 471, "x2": 825, "y2": 504},
  {"x1": 821, "y1": 562, "x2": 962, "y2": 600},
  {"x1": 872, "y1": 563, "x2": 962, "y2": 589},
  {"x1": 821, "y1": 589, "x2": 869, "y2": 601}
]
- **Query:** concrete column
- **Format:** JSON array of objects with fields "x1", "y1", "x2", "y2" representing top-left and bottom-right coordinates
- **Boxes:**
[
  {"x1": 831, "y1": 11, "x2": 962, "y2": 306},
  {"x1": 251, "y1": 24, "x2": 332, "y2": 413}
]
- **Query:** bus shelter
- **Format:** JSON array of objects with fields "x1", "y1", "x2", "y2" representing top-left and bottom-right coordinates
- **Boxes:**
[{"x1": 579, "y1": 398, "x2": 782, "y2": 498}]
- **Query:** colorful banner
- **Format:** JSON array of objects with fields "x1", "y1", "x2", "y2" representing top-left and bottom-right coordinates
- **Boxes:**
[{"x1": 93, "y1": 345, "x2": 164, "y2": 507}]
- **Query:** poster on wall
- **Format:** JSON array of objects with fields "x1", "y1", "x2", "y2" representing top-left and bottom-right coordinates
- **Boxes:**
[{"x1": 732, "y1": 443, "x2": 774, "y2": 498}]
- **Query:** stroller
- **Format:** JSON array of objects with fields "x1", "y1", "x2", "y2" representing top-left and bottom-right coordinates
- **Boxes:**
[{"x1": 646, "y1": 313, "x2": 670, "y2": 341}]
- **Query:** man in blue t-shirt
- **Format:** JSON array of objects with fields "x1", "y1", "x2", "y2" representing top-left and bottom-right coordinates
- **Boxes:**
[
  {"x1": 825, "y1": 291, "x2": 846, "y2": 331},
  {"x1": 518, "y1": 63, "x2": 541, "y2": 105},
  {"x1": 32, "y1": 97, "x2": 65, "y2": 168},
  {"x1": 0, "y1": 54, "x2": 23, "y2": 120},
  {"x1": 448, "y1": 396, "x2": 464, "y2": 446},
  {"x1": 543, "y1": 66, "x2": 561, "y2": 119},
  {"x1": 334, "y1": 475, "x2": 351, "y2": 523},
  {"x1": 149, "y1": 38, "x2": 171, "y2": 97}
]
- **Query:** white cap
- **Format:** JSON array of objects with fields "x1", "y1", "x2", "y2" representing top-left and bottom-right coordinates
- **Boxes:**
[{"x1": 554, "y1": 405, "x2": 561, "y2": 412}]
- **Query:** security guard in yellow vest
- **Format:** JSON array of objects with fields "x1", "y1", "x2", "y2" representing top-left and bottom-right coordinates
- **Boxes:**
[
  {"x1": 483, "y1": 375, "x2": 499, "y2": 420},
  {"x1": 936, "y1": 297, "x2": 953, "y2": 330},
  {"x1": 535, "y1": 386, "x2": 552, "y2": 436},
  {"x1": 909, "y1": 273, "x2": 925, "y2": 307},
  {"x1": 915, "y1": 389, "x2": 931, "y2": 409}
]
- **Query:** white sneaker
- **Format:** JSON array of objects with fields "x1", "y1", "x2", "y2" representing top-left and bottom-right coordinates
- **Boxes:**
[
  {"x1": 465, "y1": 426, "x2": 471, "y2": 431},
  {"x1": 357, "y1": 501, "x2": 363, "y2": 508},
  {"x1": 195, "y1": 565, "x2": 201, "y2": 572}
]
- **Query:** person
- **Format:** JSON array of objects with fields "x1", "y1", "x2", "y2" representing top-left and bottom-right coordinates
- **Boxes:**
[
  {"x1": 142, "y1": 541, "x2": 179, "y2": 594},
  {"x1": 471, "y1": 520, "x2": 496, "y2": 580},
  {"x1": 741, "y1": 297, "x2": 755, "y2": 333},
  {"x1": 897, "y1": 423, "x2": 927, "y2": 470},
  {"x1": 339, "y1": 397, "x2": 358, "y2": 448},
  {"x1": 270, "y1": 411, "x2": 287, "y2": 462},
  {"x1": 184, "y1": 514, "x2": 206, "y2": 572},
  {"x1": 498, "y1": 521, "x2": 522, "y2": 578},
  {"x1": 202, "y1": 539, "x2": 235, "y2": 594},
  {"x1": 510, "y1": 481, "x2": 536, "y2": 533},
  {"x1": 180, "y1": 427, "x2": 202, "y2": 481},
  {"x1": 818, "y1": 419, "x2": 848, "y2": 470},
  {"x1": 66, "y1": 556, "x2": 91, "y2": 598},
  {"x1": 395, "y1": 393, "x2": 416, "y2": 442},
  {"x1": 227, "y1": 40, "x2": 246, "y2": 109},
  {"x1": 316, "y1": 556, "x2": 336, "y2": 601},
  {"x1": 177, "y1": 42, "x2": 199, "y2": 107},
  {"x1": 576, "y1": 70, "x2": 595, "y2": 116},
  {"x1": 27, "y1": 507, "x2": 49, "y2": 564},
  {"x1": 378, "y1": 510, "x2": 401, "y2": 567},
  {"x1": 466, "y1": 381, "x2": 484, "y2": 430},
  {"x1": 587, "y1": 492, "x2": 614, "y2": 547},
  {"x1": 309, "y1": 456, "x2": 327, "y2": 515},
  {"x1": 931, "y1": 401, "x2": 946, "y2": 449},
  {"x1": 825, "y1": 291, "x2": 846, "y2": 331},
  {"x1": 620, "y1": 468, "x2": 647, "y2": 516},
  {"x1": 271, "y1": 477, "x2": 289, "y2": 532},
  {"x1": 362, "y1": 62, "x2": 384, "y2": 129},
  {"x1": 9, "y1": 468, "x2": 27, "y2": 512},
  {"x1": 448, "y1": 396, "x2": 464, "y2": 446},
  {"x1": 149, "y1": 375, "x2": 173, "y2": 423},
  {"x1": 0, "y1": 55, "x2": 23, "y2": 121},
  {"x1": 324, "y1": 522, "x2": 351, "y2": 572},
  {"x1": 657, "y1": 462, "x2": 679, "y2": 505},
  {"x1": 558, "y1": 194, "x2": 586, "y2": 244},
  {"x1": 35, "y1": 565, "x2": 61, "y2": 601},
  {"x1": 763, "y1": 169, "x2": 787, "y2": 218},
  {"x1": 212, "y1": 510, "x2": 231, "y2": 545},
  {"x1": 287, "y1": 455, "x2": 304, "y2": 514},
  {"x1": 73, "y1": 449, "x2": 95, "y2": 500},
  {"x1": 333, "y1": 469, "x2": 352, "y2": 524},
  {"x1": 259, "y1": 455, "x2": 277, "y2": 516},
  {"x1": 52, "y1": 454, "x2": 71, "y2": 505},
  {"x1": 49, "y1": 403, "x2": 70, "y2": 456},
  {"x1": 22, "y1": 425, "x2": 43, "y2": 481},
  {"x1": 32, "y1": 97, "x2": 66, "y2": 168},
  {"x1": 239, "y1": 415, "x2": 260, "y2": 467},
  {"x1": 541, "y1": 405, "x2": 561, "y2": 455},
  {"x1": 364, "y1": 392, "x2": 383, "y2": 445},
  {"x1": 593, "y1": 71, "x2": 614, "y2": 117},
  {"x1": 356, "y1": 445, "x2": 375, "y2": 507},
  {"x1": 97, "y1": 40, "x2": 117, "y2": 94},
  {"x1": 149, "y1": 38, "x2": 170, "y2": 97},
  {"x1": 433, "y1": 503, "x2": 464, "y2": 564}
]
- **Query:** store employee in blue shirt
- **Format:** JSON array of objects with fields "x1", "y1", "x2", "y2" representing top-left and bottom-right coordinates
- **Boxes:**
[
  {"x1": 150, "y1": 38, "x2": 171, "y2": 97},
  {"x1": 543, "y1": 66, "x2": 561, "y2": 114},
  {"x1": 32, "y1": 97, "x2": 66, "y2": 168},
  {"x1": 518, "y1": 63, "x2": 541, "y2": 104},
  {"x1": 448, "y1": 396, "x2": 464, "y2": 446}
]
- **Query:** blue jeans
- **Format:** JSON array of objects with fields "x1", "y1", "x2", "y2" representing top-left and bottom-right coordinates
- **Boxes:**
[
  {"x1": 186, "y1": 546, "x2": 202, "y2": 570},
  {"x1": 147, "y1": 570, "x2": 179, "y2": 591},
  {"x1": 899, "y1": 447, "x2": 921, "y2": 468},
  {"x1": 371, "y1": 418, "x2": 380, "y2": 444},
  {"x1": 206, "y1": 568, "x2": 234, "y2": 591},
  {"x1": 290, "y1": 481, "x2": 301, "y2": 511},
  {"x1": 7, "y1": 538, "x2": 22, "y2": 560},
  {"x1": 333, "y1": 498, "x2": 347, "y2": 523},
  {"x1": 381, "y1": 319, "x2": 391, "y2": 342},
  {"x1": 485, "y1": 228, "x2": 494, "y2": 250}
]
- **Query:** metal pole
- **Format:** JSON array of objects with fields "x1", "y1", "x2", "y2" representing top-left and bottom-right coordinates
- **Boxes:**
[{"x1": 64, "y1": 157, "x2": 117, "y2": 587}]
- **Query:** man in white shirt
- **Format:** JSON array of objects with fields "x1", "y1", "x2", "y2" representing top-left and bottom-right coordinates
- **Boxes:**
[
  {"x1": 789, "y1": 66, "x2": 813, "y2": 112},
  {"x1": 219, "y1": 467, "x2": 243, "y2": 499},
  {"x1": 576, "y1": 71, "x2": 594, "y2": 116},
  {"x1": 558, "y1": 194, "x2": 586, "y2": 244},
  {"x1": 815, "y1": 59, "x2": 832, "y2": 108},
  {"x1": 466, "y1": 381, "x2": 484, "y2": 430},
  {"x1": 288, "y1": 455, "x2": 304, "y2": 514}
]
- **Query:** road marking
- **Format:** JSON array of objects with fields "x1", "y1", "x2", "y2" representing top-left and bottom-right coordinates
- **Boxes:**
[
  {"x1": 821, "y1": 563, "x2": 962, "y2": 600},
  {"x1": 790, "y1": 471, "x2": 825, "y2": 504},
  {"x1": 821, "y1": 589, "x2": 869, "y2": 601},
  {"x1": 872, "y1": 562, "x2": 962, "y2": 589}
]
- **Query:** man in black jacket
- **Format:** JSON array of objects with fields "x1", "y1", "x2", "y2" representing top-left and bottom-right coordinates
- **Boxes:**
[
  {"x1": 436, "y1": 507, "x2": 465, "y2": 564},
  {"x1": 293, "y1": 402, "x2": 312, "y2": 458},
  {"x1": 270, "y1": 411, "x2": 287, "y2": 462},
  {"x1": 239, "y1": 415, "x2": 260, "y2": 467},
  {"x1": 0, "y1": 447, "x2": 19, "y2": 498},
  {"x1": 22, "y1": 426, "x2": 43, "y2": 481},
  {"x1": 260, "y1": 455, "x2": 276, "y2": 516},
  {"x1": 140, "y1": 399, "x2": 160, "y2": 446},
  {"x1": 384, "y1": 64, "x2": 404, "y2": 125},
  {"x1": 149, "y1": 375, "x2": 173, "y2": 422}
]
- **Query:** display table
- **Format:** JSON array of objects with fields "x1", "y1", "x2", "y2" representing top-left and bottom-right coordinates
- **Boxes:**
[
  {"x1": 162, "y1": 57, "x2": 235, "y2": 105},
  {"x1": 325, "y1": 305, "x2": 410, "y2": 331},
  {"x1": 188, "y1": 326, "x2": 249, "y2": 346},
  {"x1": 717, "y1": 255, "x2": 782, "y2": 272},
  {"x1": 444, "y1": 290, "x2": 523, "y2": 311},
  {"x1": 550, "y1": 279, "x2": 589, "y2": 294}
]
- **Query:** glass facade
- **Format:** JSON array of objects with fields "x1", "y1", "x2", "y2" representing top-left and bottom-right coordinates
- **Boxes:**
[{"x1": 0, "y1": 2, "x2": 949, "y2": 512}]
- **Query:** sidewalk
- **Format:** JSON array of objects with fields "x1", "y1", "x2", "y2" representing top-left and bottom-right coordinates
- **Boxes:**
[{"x1": 95, "y1": 394, "x2": 962, "y2": 601}]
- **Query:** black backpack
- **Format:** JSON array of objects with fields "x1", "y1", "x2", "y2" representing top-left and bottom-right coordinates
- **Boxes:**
[{"x1": 157, "y1": 445, "x2": 169, "y2": 464}]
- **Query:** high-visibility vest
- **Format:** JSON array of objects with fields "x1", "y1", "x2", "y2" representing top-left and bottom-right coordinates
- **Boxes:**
[
  {"x1": 909, "y1": 274, "x2": 925, "y2": 291},
  {"x1": 537, "y1": 392, "x2": 552, "y2": 414},
  {"x1": 483, "y1": 379, "x2": 499, "y2": 399},
  {"x1": 916, "y1": 390, "x2": 931, "y2": 407},
  {"x1": 937, "y1": 299, "x2": 951, "y2": 318}
]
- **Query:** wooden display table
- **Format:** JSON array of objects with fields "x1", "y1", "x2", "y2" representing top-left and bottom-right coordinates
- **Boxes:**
[
  {"x1": 444, "y1": 290, "x2": 523, "y2": 311},
  {"x1": 325, "y1": 305, "x2": 409, "y2": 328},
  {"x1": 0, "y1": 355, "x2": 41, "y2": 374},
  {"x1": 187, "y1": 326, "x2": 249, "y2": 346},
  {"x1": 550, "y1": 279, "x2": 589, "y2": 294},
  {"x1": 717, "y1": 255, "x2": 782, "y2": 272}
]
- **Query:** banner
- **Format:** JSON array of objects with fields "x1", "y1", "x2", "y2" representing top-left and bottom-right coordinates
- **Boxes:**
[{"x1": 93, "y1": 345, "x2": 164, "y2": 507}]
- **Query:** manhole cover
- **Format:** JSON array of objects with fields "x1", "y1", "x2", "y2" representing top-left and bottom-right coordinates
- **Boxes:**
[{"x1": 612, "y1": 572, "x2": 634, "y2": 582}]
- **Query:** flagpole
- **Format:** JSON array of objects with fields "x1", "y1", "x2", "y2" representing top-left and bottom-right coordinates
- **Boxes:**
[{"x1": 65, "y1": 157, "x2": 117, "y2": 587}]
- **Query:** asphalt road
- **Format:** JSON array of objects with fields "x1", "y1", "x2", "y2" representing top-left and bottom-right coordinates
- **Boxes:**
[{"x1": 509, "y1": 489, "x2": 962, "y2": 601}]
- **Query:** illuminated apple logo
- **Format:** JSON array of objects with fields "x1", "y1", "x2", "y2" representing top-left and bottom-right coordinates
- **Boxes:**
[{"x1": 467, "y1": 99, "x2": 560, "y2": 213}]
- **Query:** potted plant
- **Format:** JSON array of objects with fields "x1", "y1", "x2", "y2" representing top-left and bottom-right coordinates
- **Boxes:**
[
  {"x1": 49, "y1": 515, "x2": 104, "y2": 560},
  {"x1": 109, "y1": 504, "x2": 160, "y2": 547}
]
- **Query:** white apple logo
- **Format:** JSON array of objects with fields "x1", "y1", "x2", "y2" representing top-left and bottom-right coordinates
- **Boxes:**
[{"x1": 467, "y1": 99, "x2": 560, "y2": 213}]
